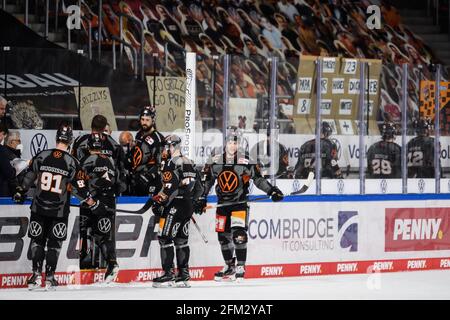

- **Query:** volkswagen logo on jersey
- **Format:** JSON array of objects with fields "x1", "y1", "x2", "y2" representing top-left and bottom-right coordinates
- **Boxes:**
[
  {"x1": 98, "y1": 218, "x2": 112, "y2": 233},
  {"x1": 52, "y1": 223, "x2": 67, "y2": 239},
  {"x1": 30, "y1": 133, "x2": 48, "y2": 157},
  {"x1": 380, "y1": 179, "x2": 387, "y2": 194},
  {"x1": 172, "y1": 222, "x2": 181, "y2": 237},
  {"x1": 183, "y1": 222, "x2": 190, "y2": 236},
  {"x1": 337, "y1": 179, "x2": 345, "y2": 194},
  {"x1": 292, "y1": 179, "x2": 301, "y2": 193},
  {"x1": 29, "y1": 221, "x2": 42, "y2": 237},
  {"x1": 418, "y1": 179, "x2": 425, "y2": 194}
]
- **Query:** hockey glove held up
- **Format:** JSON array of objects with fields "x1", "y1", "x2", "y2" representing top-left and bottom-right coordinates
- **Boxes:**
[
  {"x1": 268, "y1": 186, "x2": 284, "y2": 202},
  {"x1": 13, "y1": 186, "x2": 26, "y2": 204}
]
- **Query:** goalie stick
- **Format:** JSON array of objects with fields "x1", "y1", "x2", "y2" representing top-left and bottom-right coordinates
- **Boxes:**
[{"x1": 206, "y1": 171, "x2": 315, "y2": 209}]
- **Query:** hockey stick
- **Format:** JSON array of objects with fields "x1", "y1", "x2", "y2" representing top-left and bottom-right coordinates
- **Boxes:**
[
  {"x1": 206, "y1": 171, "x2": 315, "y2": 209},
  {"x1": 191, "y1": 216, "x2": 208, "y2": 244},
  {"x1": 70, "y1": 197, "x2": 154, "y2": 215}
]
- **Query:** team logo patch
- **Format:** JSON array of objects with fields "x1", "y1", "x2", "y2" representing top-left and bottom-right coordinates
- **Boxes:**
[
  {"x1": 29, "y1": 221, "x2": 42, "y2": 237},
  {"x1": 163, "y1": 171, "x2": 173, "y2": 182},
  {"x1": 98, "y1": 218, "x2": 112, "y2": 233},
  {"x1": 183, "y1": 222, "x2": 190, "y2": 236},
  {"x1": 52, "y1": 223, "x2": 67, "y2": 239},
  {"x1": 218, "y1": 170, "x2": 239, "y2": 193},
  {"x1": 53, "y1": 151, "x2": 63, "y2": 159},
  {"x1": 172, "y1": 223, "x2": 180, "y2": 237},
  {"x1": 132, "y1": 147, "x2": 143, "y2": 169},
  {"x1": 145, "y1": 136, "x2": 154, "y2": 145}
]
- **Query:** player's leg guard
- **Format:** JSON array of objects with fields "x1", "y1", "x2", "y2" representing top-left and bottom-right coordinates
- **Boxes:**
[
  {"x1": 232, "y1": 228, "x2": 248, "y2": 281},
  {"x1": 214, "y1": 232, "x2": 236, "y2": 281},
  {"x1": 99, "y1": 239, "x2": 119, "y2": 283},
  {"x1": 28, "y1": 239, "x2": 45, "y2": 290},
  {"x1": 44, "y1": 239, "x2": 62, "y2": 290},
  {"x1": 174, "y1": 237, "x2": 190, "y2": 287},
  {"x1": 153, "y1": 237, "x2": 175, "y2": 287}
]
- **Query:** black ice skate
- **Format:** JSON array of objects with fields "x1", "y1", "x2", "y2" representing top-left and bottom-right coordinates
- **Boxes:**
[
  {"x1": 44, "y1": 271, "x2": 58, "y2": 291},
  {"x1": 104, "y1": 263, "x2": 119, "y2": 284},
  {"x1": 152, "y1": 271, "x2": 175, "y2": 288},
  {"x1": 174, "y1": 268, "x2": 191, "y2": 288},
  {"x1": 235, "y1": 265, "x2": 245, "y2": 282},
  {"x1": 27, "y1": 271, "x2": 42, "y2": 291},
  {"x1": 214, "y1": 258, "x2": 236, "y2": 282}
]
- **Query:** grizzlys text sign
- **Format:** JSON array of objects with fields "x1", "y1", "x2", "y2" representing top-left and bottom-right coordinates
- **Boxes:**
[{"x1": 385, "y1": 208, "x2": 450, "y2": 252}]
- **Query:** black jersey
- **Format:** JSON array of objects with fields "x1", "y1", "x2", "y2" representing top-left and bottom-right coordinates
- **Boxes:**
[
  {"x1": 367, "y1": 140, "x2": 402, "y2": 178},
  {"x1": 21, "y1": 148, "x2": 90, "y2": 218},
  {"x1": 160, "y1": 155, "x2": 204, "y2": 205},
  {"x1": 131, "y1": 130, "x2": 166, "y2": 173},
  {"x1": 80, "y1": 153, "x2": 123, "y2": 208},
  {"x1": 202, "y1": 149, "x2": 273, "y2": 204},
  {"x1": 407, "y1": 136, "x2": 440, "y2": 178},
  {"x1": 294, "y1": 138, "x2": 342, "y2": 179}
]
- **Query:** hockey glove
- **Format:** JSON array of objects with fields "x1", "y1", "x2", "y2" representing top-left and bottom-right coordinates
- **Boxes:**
[
  {"x1": 151, "y1": 202, "x2": 164, "y2": 216},
  {"x1": 193, "y1": 197, "x2": 207, "y2": 215},
  {"x1": 12, "y1": 186, "x2": 26, "y2": 204},
  {"x1": 89, "y1": 200, "x2": 107, "y2": 216},
  {"x1": 152, "y1": 192, "x2": 168, "y2": 206},
  {"x1": 268, "y1": 186, "x2": 284, "y2": 202}
]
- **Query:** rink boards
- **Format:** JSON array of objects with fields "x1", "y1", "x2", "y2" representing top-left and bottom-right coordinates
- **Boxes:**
[{"x1": 1, "y1": 194, "x2": 450, "y2": 289}]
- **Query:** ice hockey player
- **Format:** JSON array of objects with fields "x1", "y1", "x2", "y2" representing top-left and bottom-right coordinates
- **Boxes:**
[
  {"x1": 151, "y1": 135, "x2": 204, "y2": 288},
  {"x1": 367, "y1": 121, "x2": 402, "y2": 178},
  {"x1": 80, "y1": 132, "x2": 125, "y2": 283},
  {"x1": 294, "y1": 121, "x2": 343, "y2": 179},
  {"x1": 13, "y1": 123, "x2": 102, "y2": 290},
  {"x1": 407, "y1": 117, "x2": 441, "y2": 178},
  {"x1": 196, "y1": 126, "x2": 284, "y2": 282},
  {"x1": 130, "y1": 106, "x2": 166, "y2": 196},
  {"x1": 72, "y1": 115, "x2": 125, "y2": 269}
]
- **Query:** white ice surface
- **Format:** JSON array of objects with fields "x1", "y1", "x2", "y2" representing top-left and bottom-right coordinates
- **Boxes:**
[{"x1": 0, "y1": 270, "x2": 449, "y2": 300}]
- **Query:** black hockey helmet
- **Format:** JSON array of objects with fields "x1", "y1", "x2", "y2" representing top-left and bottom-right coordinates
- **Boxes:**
[
  {"x1": 88, "y1": 132, "x2": 103, "y2": 150},
  {"x1": 56, "y1": 123, "x2": 73, "y2": 145},
  {"x1": 381, "y1": 121, "x2": 396, "y2": 140},
  {"x1": 321, "y1": 121, "x2": 332, "y2": 138},
  {"x1": 140, "y1": 105, "x2": 156, "y2": 120},
  {"x1": 413, "y1": 117, "x2": 432, "y2": 136}
]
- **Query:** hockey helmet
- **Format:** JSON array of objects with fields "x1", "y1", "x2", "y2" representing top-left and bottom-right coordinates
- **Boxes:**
[
  {"x1": 413, "y1": 117, "x2": 432, "y2": 136},
  {"x1": 165, "y1": 134, "x2": 182, "y2": 151},
  {"x1": 321, "y1": 121, "x2": 332, "y2": 138},
  {"x1": 225, "y1": 126, "x2": 242, "y2": 143},
  {"x1": 88, "y1": 132, "x2": 103, "y2": 150},
  {"x1": 140, "y1": 105, "x2": 156, "y2": 120},
  {"x1": 56, "y1": 124, "x2": 73, "y2": 145},
  {"x1": 381, "y1": 121, "x2": 396, "y2": 140}
]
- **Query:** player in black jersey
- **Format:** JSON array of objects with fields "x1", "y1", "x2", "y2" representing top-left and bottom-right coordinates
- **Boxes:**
[
  {"x1": 130, "y1": 106, "x2": 166, "y2": 196},
  {"x1": 72, "y1": 115, "x2": 125, "y2": 270},
  {"x1": 80, "y1": 133, "x2": 125, "y2": 282},
  {"x1": 13, "y1": 124, "x2": 101, "y2": 290},
  {"x1": 198, "y1": 127, "x2": 284, "y2": 282},
  {"x1": 72, "y1": 115, "x2": 125, "y2": 175},
  {"x1": 367, "y1": 121, "x2": 402, "y2": 178},
  {"x1": 151, "y1": 135, "x2": 204, "y2": 288},
  {"x1": 407, "y1": 117, "x2": 441, "y2": 178},
  {"x1": 294, "y1": 121, "x2": 343, "y2": 179}
]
